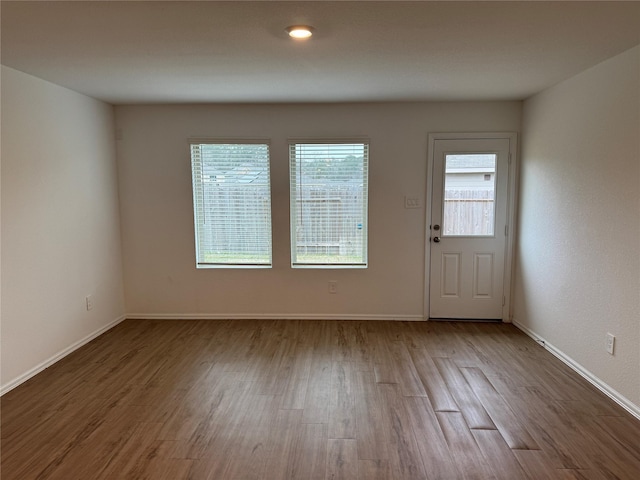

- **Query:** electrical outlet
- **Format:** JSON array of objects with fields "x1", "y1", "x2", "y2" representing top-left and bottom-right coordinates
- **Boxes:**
[
  {"x1": 606, "y1": 333, "x2": 615, "y2": 355},
  {"x1": 328, "y1": 281, "x2": 338, "y2": 294},
  {"x1": 86, "y1": 295, "x2": 94, "y2": 311}
]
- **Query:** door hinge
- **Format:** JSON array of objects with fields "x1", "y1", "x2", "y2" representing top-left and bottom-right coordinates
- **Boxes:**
[
  {"x1": 508, "y1": 153, "x2": 512, "y2": 164},
  {"x1": 502, "y1": 296, "x2": 506, "y2": 306},
  {"x1": 505, "y1": 225, "x2": 509, "y2": 236}
]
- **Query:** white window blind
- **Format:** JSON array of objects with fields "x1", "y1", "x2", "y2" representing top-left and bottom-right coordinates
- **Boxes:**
[
  {"x1": 190, "y1": 142, "x2": 272, "y2": 268},
  {"x1": 289, "y1": 141, "x2": 369, "y2": 267}
]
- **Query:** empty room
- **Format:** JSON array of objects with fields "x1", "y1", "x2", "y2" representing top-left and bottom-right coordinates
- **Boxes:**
[{"x1": 1, "y1": 1, "x2": 639, "y2": 479}]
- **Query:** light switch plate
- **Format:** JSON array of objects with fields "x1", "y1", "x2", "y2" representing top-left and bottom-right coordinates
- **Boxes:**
[{"x1": 404, "y1": 196, "x2": 420, "y2": 209}]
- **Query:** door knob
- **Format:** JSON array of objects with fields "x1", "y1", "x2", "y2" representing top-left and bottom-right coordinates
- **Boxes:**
[{"x1": 433, "y1": 236, "x2": 440, "y2": 243}]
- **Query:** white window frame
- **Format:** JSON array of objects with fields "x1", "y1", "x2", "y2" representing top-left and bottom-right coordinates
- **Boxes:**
[
  {"x1": 189, "y1": 138, "x2": 273, "y2": 268},
  {"x1": 289, "y1": 138, "x2": 369, "y2": 269}
]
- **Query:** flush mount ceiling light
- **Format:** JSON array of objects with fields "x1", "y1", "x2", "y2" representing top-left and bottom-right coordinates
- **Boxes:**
[{"x1": 286, "y1": 25, "x2": 314, "y2": 39}]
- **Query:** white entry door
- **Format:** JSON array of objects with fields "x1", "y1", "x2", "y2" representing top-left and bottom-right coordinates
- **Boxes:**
[{"x1": 428, "y1": 135, "x2": 514, "y2": 320}]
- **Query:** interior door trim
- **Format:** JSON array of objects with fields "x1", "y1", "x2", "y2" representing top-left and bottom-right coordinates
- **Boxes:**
[{"x1": 424, "y1": 132, "x2": 519, "y2": 322}]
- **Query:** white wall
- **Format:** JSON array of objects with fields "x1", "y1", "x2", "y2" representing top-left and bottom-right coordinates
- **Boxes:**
[
  {"x1": 515, "y1": 46, "x2": 640, "y2": 409},
  {"x1": 1, "y1": 66, "x2": 125, "y2": 391},
  {"x1": 115, "y1": 102, "x2": 521, "y2": 318}
]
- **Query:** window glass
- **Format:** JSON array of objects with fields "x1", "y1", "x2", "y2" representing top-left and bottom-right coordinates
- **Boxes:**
[
  {"x1": 443, "y1": 154, "x2": 496, "y2": 236},
  {"x1": 190, "y1": 143, "x2": 272, "y2": 267},
  {"x1": 289, "y1": 142, "x2": 369, "y2": 267}
]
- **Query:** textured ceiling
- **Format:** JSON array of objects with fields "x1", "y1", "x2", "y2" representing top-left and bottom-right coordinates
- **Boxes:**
[{"x1": 2, "y1": 1, "x2": 639, "y2": 104}]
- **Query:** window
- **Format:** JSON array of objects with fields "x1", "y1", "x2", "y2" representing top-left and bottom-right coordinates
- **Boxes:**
[
  {"x1": 443, "y1": 154, "x2": 496, "y2": 236},
  {"x1": 190, "y1": 141, "x2": 272, "y2": 267},
  {"x1": 289, "y1": 141, "x2": 369, "y2": 267}
]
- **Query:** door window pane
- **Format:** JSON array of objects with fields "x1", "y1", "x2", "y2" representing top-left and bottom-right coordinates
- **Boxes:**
[{"x1": 443, "y1": 154, "x2": 496, "y2": 236}]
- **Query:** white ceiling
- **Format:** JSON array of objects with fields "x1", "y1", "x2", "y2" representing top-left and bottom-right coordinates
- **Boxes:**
[{"x1": 2, "y1": 1, "x2": 639, "y2": 104}]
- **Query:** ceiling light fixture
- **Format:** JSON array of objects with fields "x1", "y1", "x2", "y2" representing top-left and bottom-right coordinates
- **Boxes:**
[{"x1": 286, "y1": 25, "x2": 314, "y2": 39}]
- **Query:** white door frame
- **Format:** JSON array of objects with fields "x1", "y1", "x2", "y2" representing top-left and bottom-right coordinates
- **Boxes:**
[{"x1": 424, "y1": 132, "x2": 519, "y2": 322}]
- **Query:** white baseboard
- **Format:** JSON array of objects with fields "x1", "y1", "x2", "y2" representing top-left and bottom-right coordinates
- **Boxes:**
[
  {"x1": 125, "y1": 313, "x2": 426, "y2": 322},
  {"x1": 0, "y1": 315, "x2": 127, "y2": 396},
  {"x1": 512, "y1": 319, "x2": 640, "y2": 421}
]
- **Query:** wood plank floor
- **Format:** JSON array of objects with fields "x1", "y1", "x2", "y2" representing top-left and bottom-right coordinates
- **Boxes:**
[{"x1": 2, "y1": 319, "x2": 640, "y2": 479}]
